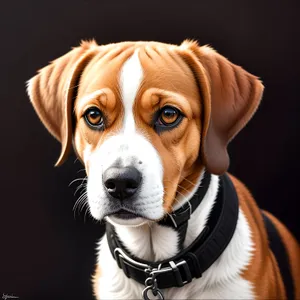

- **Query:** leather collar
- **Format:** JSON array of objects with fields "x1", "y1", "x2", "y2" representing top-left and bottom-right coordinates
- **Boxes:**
[
  {"x1": 159, "y1": 172, "x2": 211, "y2": 223},
  {"x1": 157, "y1": 172, "x2": 212, "y2": 249},
  {"x1": 106, "y1": 173, "x2": 239, "y2": 298}
]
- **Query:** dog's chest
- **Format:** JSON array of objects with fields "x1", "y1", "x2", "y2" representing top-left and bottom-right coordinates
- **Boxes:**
[
  {"x1": 96, "y1": 242, "x2": 254, "y2": 300},
  {"x1": 95, "y1": 206, "x2": 255, "y2": 300},
  {"x1": 96, "y1": 264, "x2": 253, "y2": 300}
]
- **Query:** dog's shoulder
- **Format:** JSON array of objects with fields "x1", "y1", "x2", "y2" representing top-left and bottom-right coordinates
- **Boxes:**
[{"x1": 229, "y1": 173, "x2": 299, "y2": 299}]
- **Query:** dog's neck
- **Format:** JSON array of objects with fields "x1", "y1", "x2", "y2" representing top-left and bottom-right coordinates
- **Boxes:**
[{"x1": 112, "y1": 173, "x2": 220, "y2": 262}]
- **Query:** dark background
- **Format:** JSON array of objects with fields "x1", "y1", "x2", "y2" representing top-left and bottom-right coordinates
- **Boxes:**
[{"x1": 0, "y1": 0, "x2": 299, "y2": 299}]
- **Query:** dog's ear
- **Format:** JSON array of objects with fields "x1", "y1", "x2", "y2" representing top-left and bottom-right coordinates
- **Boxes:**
[
  {"x1": 180, "y1": 41, "x2": 264, "y2": 175},
  {"x1": 27, "y1": 40, "x2": 99, "y2": 166}
]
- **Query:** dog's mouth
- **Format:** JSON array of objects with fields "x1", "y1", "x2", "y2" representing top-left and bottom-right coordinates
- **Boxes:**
[
  {"x1": 105, "y1": 207, "x2": 141, "y2": 220},
  {"x1": 103, "y1": 203, "x2": 164, "y2": 223},
  {"x1": 113, "y1": 209, "x2": 139, "y2": 220}
]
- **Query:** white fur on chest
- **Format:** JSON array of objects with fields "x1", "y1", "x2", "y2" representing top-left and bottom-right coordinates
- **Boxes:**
[{"x1": 94, "y1": 175, "x2": 255, "y2": 299}]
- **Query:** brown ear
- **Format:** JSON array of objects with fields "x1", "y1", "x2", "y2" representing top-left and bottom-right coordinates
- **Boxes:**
[
  {"x1": 180, "y1": 41, "x2": 264, "y2": 175},
  {"x1": 27, "y1": 40, "x2": 99, "y2": 166}
]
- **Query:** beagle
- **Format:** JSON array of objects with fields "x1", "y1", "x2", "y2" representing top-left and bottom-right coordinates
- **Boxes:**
[{"x1": 27, "y1": 40, "x2": 300, "y2": 299}]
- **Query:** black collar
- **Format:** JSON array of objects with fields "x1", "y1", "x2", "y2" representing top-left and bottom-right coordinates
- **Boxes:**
[
  {"x1": 157, "y1": 172, "x2": 212, "y2": 249},
  {"x1": 160, "y1": 172, "x2": 212, "y2": 228},
  {"x1": 106, "y1": 174, "x2": 239, "y2": 299}
]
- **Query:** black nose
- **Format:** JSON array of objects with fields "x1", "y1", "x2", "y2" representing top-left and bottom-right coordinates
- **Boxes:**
[{"x1": 103, "y1": 167, "x2": 142, "y2": 200}]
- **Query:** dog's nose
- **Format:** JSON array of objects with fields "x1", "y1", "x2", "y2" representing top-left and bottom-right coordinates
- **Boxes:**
[{"x1": 103, "y1": 167, "x2": 142, "y2": 200}]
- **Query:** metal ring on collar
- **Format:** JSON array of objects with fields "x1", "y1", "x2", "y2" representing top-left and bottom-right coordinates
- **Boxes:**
[{"x1": 142, "y1": 285, "x2": 164, "y2": 300}]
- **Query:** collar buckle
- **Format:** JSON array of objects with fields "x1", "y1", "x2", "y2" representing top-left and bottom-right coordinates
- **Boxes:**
[
  {"x1": 157, "y1": 259, "x2": 192, "y2": 287},
  {"x1": 114, "y1": 247, "x2": 192, "y2": 289},
  {"x1": 142, "y1": 259, "x2": 192, "y2": 299},
  {"x1": 148, "y1": 259, "x2": 192, "y2": 287}
]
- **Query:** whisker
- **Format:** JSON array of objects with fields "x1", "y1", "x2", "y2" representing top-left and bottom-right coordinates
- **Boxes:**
[
  {"x1": 177, "y1": 184, "x2": 197, "y2": 195},
  {"x1": 73, "y1": 191, "x2": 88, "y2": 211},
  {"x1": 169, "y1": 187, "x2": 192, "y2": 211},
  {"x1": 80, "y1": 199, "x2": 89, "y2": 212},
  {"x1": 74, "y1": 182, "x2": 87, "y2": 196},
  {"x1": 173, "y1": 197, "x2": 187, "y2": 208},
  {"x1": 73, "y1": 191, "x2": 89, "y2": 220},
  {"x1": 73, "y1": 199, "x2": 85, "y2": 216},
  {"x1": 163, "y1": 179, "x2": 198, "y2": 196},
  {"x1": 168, "y1": 197, "x2": 185, "y2": 212},
  {"x1": 180, "y1": 176, "x2": 197, "y2": 187},
  {"x1": 176, "y1": 190, "x2": 186, "y2": 197},
  {"x1": 66, "y1": 83, "x2": 81, "y2": 91},
  {"x1": 76, "y1": 191, "x2": 88, "y2": 203},
  {"x1": 69, "y1": 177, "x2": 88, "y2": 187}
]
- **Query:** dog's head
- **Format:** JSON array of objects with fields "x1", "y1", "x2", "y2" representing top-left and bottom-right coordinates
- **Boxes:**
[{"x1": 27, "y1": 40, "x2": 263, "y2": 225}]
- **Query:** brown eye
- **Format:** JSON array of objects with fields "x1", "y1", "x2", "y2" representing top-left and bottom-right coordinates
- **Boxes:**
[
  {"x1": 84, "y1": 107, "x2": 104, "y2": 129},
  {"x1": 159, "y1": 106, "x2": 180, "y2": 125}
]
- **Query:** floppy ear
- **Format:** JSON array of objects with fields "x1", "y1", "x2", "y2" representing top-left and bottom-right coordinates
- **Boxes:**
[
  {"x1": 27, "y1": 40, "x2": 99, "y2": 166},
  {"x1": 180, "y1": 41, "x2": 264, "y2": 175}
]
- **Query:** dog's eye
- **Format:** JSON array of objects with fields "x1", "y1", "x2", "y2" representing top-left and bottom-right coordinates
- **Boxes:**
[
  {"x1": 154, "y1": 106, "x2": 183, "y2": 133},
  {"x1": 159, "y1": 106, "x2": 180, "y2": 126},
  {"x1": 84, "y1": 107, "x2": 104, "y2": 129}
]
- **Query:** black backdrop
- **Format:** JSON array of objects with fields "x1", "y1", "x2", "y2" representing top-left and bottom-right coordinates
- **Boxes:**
[{"x1": 0, "y1": 0, "x2": 299, "y2": 299}]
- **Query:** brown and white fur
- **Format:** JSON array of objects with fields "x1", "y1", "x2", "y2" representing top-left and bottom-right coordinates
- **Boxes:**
[{"x1": 27, "y1": 40, "x2": 300, "y2": 299}]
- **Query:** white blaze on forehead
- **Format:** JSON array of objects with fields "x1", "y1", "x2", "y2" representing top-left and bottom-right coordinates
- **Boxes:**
[{"x1": 119, "y1": 50, "x2": 143, "y2": 134}]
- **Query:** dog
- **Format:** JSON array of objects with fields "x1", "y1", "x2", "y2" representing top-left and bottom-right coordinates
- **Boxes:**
[{"x1": 27, "y1": 40, "x2": 299, "y2": 299}]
